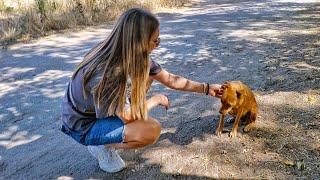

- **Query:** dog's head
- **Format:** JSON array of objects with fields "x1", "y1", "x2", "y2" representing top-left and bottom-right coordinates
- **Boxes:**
[{"x1": 219, "y1": 81, "x2": 242, "y2": 114}]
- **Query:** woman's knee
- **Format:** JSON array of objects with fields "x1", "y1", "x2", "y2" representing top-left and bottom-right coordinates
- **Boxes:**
[
  {"x1": 137, "y1": 118, "x2": 161, "y2": 145},
  {"x1": 146, "y1": 118, "x2": 161, "y2": 143},
  {"x1": 124, "y1": 117, "x2": 161, "y2": 146}
]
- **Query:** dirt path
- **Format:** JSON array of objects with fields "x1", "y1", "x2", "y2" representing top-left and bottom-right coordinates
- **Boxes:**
[{"x1": 1, "y1": 0, "x2": 319, "y2": 179}]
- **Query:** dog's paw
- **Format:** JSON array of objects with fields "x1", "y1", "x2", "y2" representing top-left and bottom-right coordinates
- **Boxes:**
[
  {"x1": 229, "y1": 130, "x2": 237, "y2": 138},
  {"x1": 215, "y1": 130, "x2": 222, "y2": 137},
  {"x1": 243, "y1": 123, "x2": 255, "y2": 132}
]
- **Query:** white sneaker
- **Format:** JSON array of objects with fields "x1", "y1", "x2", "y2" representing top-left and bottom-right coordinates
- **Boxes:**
[{"x1": 87, "y1": 145, "x2": 125, "y2": 173}]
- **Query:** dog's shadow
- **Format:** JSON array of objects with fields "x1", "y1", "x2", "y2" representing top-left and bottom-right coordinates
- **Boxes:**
[{"x1": 159, "y1": 115, "x2": 234, "y2": 145}]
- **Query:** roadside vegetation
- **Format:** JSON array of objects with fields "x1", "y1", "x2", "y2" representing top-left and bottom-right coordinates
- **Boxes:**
[{"x1": 0, "y1": 0, "x2": 190, "y2": 46}]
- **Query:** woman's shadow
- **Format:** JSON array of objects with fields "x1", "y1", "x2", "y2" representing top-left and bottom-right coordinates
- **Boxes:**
[{"x1": 159, "y1": 114, "x2": 234, "y2": 145}]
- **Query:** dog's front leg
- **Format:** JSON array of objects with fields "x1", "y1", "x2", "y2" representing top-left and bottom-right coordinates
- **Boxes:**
[
  {"x1": 215, "y1": 113, "x2": 226, "y2": 137},
  {"x1": 230, "y1": 108, "x2": 244, "y2": 138}
]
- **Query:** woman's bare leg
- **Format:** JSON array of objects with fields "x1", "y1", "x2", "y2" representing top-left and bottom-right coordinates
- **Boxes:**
[
  {"x1": 107, "y1": 116, "x2": 161, "y2": 149},
  {"x1": 107, "y1": 77, "x2": 158, "y2": 149}
]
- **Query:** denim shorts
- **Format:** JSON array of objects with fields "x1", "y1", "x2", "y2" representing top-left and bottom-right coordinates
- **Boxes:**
[{"x1": 84, "y1": 116, "x2": 125, "y2": 146}]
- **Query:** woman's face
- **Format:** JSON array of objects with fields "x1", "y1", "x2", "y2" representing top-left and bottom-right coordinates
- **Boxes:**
[{"x1": 148, "y1": 27, "x2": 160, "y2": 53}]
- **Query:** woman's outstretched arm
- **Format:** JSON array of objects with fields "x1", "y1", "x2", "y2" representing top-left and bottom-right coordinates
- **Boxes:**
[{"x1": 152, "y1": 69, "x2": 222, "y2": 97}]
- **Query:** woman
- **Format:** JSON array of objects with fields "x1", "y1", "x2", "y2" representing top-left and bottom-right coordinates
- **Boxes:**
[{"x1": 61, "y1": 8, "x2": 223, "y2": 173}]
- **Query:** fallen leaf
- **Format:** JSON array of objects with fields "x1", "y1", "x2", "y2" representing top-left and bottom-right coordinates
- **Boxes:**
[
  {"x1": 202, "y1": 157, "x2": 210, "y2": 165},
  {"x1": 283, "y1": 159, "x2": 295, "y2": 166},
  {"x1": 307, "y1": 90, "x2": 318, "y2": 105}
]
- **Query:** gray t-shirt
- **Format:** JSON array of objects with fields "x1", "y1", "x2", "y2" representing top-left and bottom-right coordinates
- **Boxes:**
[{"x1": 61, "y1": 60, "x2": 162, "y2": 134}]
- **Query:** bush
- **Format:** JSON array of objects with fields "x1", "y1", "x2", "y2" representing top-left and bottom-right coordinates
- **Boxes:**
[{"x1": 0, "y1": 0, "x2": 191, "y2": 46}]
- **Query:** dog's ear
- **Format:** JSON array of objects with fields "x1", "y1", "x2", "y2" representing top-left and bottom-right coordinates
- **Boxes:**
[
  {"x1": 223, "y1": 81, "x2": 231, "y2": 89},
  {"x1": 236, "y1": 90, "x2": 241, "y2": 99}
]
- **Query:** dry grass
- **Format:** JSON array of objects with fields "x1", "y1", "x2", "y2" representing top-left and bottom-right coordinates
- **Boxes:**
[{"x1": 0, "y1": 0, "x2": 191, "y2": 46}]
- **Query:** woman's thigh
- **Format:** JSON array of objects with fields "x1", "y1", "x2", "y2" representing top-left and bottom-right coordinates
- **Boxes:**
[
  {"x1": 123, "y1": 117, "x2": 161, "y2": 144},
  {"x1": 84, "y1": 116, "x2": 125, "y2": 145}
]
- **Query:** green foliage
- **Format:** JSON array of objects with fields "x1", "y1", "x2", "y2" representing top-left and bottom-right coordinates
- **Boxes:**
[
  {"x1": 35, "y1": 0, "x2": 47, "y2": 16},
  {"x1": 0, "y1": 0, "x2": 5, "y2": 11},
  {"x1": 0, "y1": 0, "x2": 14, "y2": 13}
]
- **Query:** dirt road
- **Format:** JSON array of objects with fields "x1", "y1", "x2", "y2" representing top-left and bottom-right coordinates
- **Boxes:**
[{"x1": 1, "y1": 0, "x2": 319, "y2": 179}]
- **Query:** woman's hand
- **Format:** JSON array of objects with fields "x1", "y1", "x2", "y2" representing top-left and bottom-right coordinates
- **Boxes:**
[
  {"x1": 208, "y1": 84, "x2": 225, "y2": 98},
  {"x1": 154, "y1": 94, "x2": 170, "y2": 110}
]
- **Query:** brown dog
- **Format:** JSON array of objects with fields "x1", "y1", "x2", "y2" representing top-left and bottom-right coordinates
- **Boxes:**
[{"x1": 215, "y1": 81, "x2": 258, "y2": 138}]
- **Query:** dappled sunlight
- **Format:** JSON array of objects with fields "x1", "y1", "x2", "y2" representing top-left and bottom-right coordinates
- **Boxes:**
[
  {"x1": 161, "y1": 34, "x2": 194, "y2": 40},
  {"x1": 196, "y1": 48, "x2": 211, "y2": 61},
  {"x1": 152, "y1": 33, "x2": 225, "y2": 73},
  {"x1": 166, "y1": 40, "x2": 191, "y2": 47},
  {"x1": 221, "y1": 27, "x2": 320, "y2": 43},
  {"x1": 56, "y1": 176, "x2": 74, "y2": 180},
  {"x1": 277, "y1": 0, "x2": 319, "y2": 3},
  {"x1": 162, "y1": 51, "x2": 177, "y2": 59},
  {"x1": 144, "y1": 88, "x2": 320, "y2": 178},
  {"x1": 222, "y1": 29, "x2": 281, "y2": 43},
  {"x1": 0, "y1": 67, "x2": 35, "y2": 97},
  {"x1": 8, "y1": 46, "x2": 87, "y2": 63},
  {"x1": 34, "y1": 70, "x2": 72, "y2": 98},
  {"x1": 5, "y1": 107, "x2": 22, "y2": 117},
  {"x1": 160, "y1": 127, "x2": 176, "y2": 134},
  {"x1": 33, "y1": 70, "x2": 72, "y2": 82},
  {"x1": 257, "y1": 91, "x2": 320, "y2": 109},
  {"x1": 289, "y1": 27, "x2": 320, "y2": 35},
  {"x1": 0, "y1": 69, "x2": 72, "y2": 99},
  {"x1": 166, "y1": 18, "x2": 194, "y2": 23},
  {"x1": 142, "y1": 135, "x2": 295, "y2": 178},
  {"x1": 9, "y1": 27, "x2": 111, "y2": 51},
  {"x1": 0, "y1": 67, "x2": 36, "y2": 80},
  {"x1": 0, "y1": 17, "x2": 116, "y2": 180},
  {"x1": 285, "y1": 61, "x2": 320, "y2": 71},
  {"x1": 142, "y1": 144, "x2": 218, "y2": 178},
  {"x1": 3, "y1": 26, "x2": 113, "y2": 66},
  {"x1": 144, "y1": 90, "x2": 319, "y2": 178},
  {"x1": 0, "y1": 125, "x2": 42, "y2": 149},
  {"x1": 253, "y1": 88, "x2": 319, "y2": 178}
]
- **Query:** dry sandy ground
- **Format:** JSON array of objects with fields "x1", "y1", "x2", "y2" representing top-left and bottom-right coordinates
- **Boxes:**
[{"x1": 0, "y1": 0, "x2": 319, "y2": 179}]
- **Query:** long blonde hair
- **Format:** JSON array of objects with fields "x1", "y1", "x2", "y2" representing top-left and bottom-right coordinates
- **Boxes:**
[{"x1": 72, "y1": 8, "x2": 159, "y2": 120}]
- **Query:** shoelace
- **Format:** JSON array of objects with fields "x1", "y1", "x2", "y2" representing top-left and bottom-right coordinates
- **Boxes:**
[{"x1": 110, "y1": 149, "x2": 118, "y2": 160}]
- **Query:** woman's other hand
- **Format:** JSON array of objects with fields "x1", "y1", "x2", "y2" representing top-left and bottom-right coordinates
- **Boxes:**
[{"x1": 154, "y1": 94, "x2": 170, "y2": 110}]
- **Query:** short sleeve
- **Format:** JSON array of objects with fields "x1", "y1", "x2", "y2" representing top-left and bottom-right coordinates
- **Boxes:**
[{"x1": 149, "y1": 60, "x2": 162, "y2": 76}]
